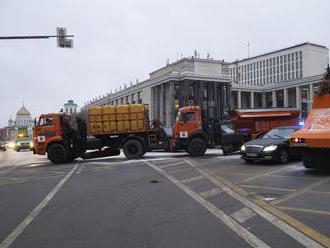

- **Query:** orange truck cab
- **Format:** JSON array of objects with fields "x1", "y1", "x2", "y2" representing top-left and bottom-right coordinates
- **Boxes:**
[
  {"x1": 172, "y1": 106, "x2": 248, "y2": 156},
  {"x1": 291, "y1": 94, "x2": 330, "y2": 169}
]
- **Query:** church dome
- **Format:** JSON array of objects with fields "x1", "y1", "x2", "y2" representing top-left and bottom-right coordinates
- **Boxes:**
[{"x1": 16, "y1": 105, "x2": 31, "y2": 116}]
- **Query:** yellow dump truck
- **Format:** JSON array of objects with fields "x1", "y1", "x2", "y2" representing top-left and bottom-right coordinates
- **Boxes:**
[{"x1": 33, "y1": 104, "x2": 170, "y2": 163}]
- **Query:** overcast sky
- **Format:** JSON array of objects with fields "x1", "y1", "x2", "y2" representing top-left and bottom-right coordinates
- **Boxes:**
[{"x1": 1, "y1": 0, "x2": 329, "y2": 126}]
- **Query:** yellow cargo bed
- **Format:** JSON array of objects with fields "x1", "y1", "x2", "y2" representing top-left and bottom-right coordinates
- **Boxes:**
[{"x1": 88, "y1": 104, "x2": 149, "y2": 135}]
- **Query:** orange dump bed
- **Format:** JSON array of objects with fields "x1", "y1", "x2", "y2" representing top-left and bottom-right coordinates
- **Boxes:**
[
  {"x1": 291, "y1": 95, "x2": 330, "y2": 148},
  {"x1": 231, "y1": 109, "x2": 300, "y2": 137}
]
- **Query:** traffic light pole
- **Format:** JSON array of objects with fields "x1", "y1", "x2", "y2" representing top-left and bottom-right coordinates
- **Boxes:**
[{"x1": 0, "y1": 35, "x2": 74, "y2": 40}]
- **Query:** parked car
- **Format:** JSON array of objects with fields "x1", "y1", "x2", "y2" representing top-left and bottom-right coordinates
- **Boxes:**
[
  {"x1": 14, "y1": 138, "x2": 34, "y2": 152},
  {"x1": 0, "y1": 141, "x2": 6, "y2": 151},
  {"x1": 241, "y1": 126, "x2": 302, "y2": 164}
]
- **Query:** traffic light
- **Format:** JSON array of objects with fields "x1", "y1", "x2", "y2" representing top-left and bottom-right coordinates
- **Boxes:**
[{"x1": 57, "y1": 27, "x2": 73, "y2": 48}]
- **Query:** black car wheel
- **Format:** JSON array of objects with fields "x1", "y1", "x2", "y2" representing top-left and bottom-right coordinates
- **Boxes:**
[{"x1": 277, "y1": 148, "x2": 289, "y2": 164}]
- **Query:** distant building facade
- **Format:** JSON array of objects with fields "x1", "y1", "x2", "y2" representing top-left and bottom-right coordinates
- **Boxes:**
[
  {"x1": 82, "y1": 42, "x2": 329, "y2": 125},
  {"x1": 3, "y1": 105, "x2": 34, "y2": 140},
  {"x1": 63, "y1": 100, "x2": 78, "y2": 115},
  {"x1": 230, "y1": 42, "x2": 329, "y2": 118}
]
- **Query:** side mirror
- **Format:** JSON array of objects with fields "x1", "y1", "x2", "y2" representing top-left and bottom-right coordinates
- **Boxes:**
[{"x1": 34, "y1": 118, "x2": 37, "y2": 127}]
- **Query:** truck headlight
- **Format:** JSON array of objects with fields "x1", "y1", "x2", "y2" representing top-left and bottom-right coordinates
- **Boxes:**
[
  {"x1": 241, "y1": 145, "x2": 246, "y2": 151},
  {"x1": 263, "y1": 145, "x2": 278, "y2": 152}
]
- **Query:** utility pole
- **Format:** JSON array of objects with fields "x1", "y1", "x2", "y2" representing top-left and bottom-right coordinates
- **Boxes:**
[{"x1": 0, "y1": 27, "x2": 74, "y2": 48}]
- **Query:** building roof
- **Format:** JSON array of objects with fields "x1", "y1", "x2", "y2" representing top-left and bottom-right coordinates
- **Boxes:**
[
  {"x1": 16, "y1": 105, "x2": 31, "y2": 116},
  {"x1": 231, "y1": 42, "x2": 328, "y2": 64}
]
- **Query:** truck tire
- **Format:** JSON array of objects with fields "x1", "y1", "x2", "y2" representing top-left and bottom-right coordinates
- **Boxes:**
[
  {"x1": 303, "y1": 151, "x2": 330, "y2": 169},
  {"x1": 187, "y1": 138, "x2": 207, "y2": 157},
  {"x1": 123, "y1": 140, "x2": 144, "y2": 159},
  {"x1": 47, "y1": 143, "x2": 68, "y2": 164}
]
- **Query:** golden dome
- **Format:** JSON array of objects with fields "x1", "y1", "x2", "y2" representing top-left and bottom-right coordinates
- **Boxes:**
[{"x1": 16, "y1": 105, "x2": 31, "y2": 116}]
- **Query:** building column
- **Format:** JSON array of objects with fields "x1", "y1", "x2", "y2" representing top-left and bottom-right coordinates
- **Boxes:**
[
  {"x1": 262, "y1": 93, "x2": 266, "y2": 108},
  {"x1": 296, "y1": 86, "x2": 301, "y2": 109},
  {"x1": 272, "y1": 91, "x2": 277, "y2": 108},
  {"x1": 309, "y1": 84, "x2": 314, "y2": 112},
  {"x1": 250, "y1": 91, "x2": 254, "y2": 109},
  {"x1": 283, "y1": 88, "x2": 288, "y2": 107},
  {"x1": 237, "y1": 91, "x2": 242, "y2": 109},
  {"x1": 159, "y1": 85, "x2": 164, "y2": 123},
  {"x1": 166, "y1": 82, "x2": 174, "y2": 126}
]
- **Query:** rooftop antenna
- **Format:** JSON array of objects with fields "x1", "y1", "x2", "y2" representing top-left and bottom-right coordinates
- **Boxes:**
[
  {"x1": 166, "y1": 58, "x2": 170, "y2": 65},
  {"x1": 207, "y1": 52, "x2": 210, "y2": 59},
  {"x1": 176, "y1": 52, "x2": 179, "y2": 61},
  {"x1": 247, "y1": 41, "x2": 250, "y2": 58}
]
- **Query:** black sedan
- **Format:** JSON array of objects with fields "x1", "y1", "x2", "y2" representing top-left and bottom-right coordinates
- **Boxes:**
[{"x1": 241, "y1": 126, "x2": 302, "y2": 164}]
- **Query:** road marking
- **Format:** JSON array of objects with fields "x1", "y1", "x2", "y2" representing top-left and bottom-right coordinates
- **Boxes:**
[
  {"x1": 278, "y1": 206, "x2": 330, "y2": 216},
  {"x1": 235, "y1": 167, "x2": 290, "y2": 185},
  {"x1": 239, "y1": 184, "x2": 296, "y2": 193},
  {"x1": 144, "y1": 160, "x2": 270, "y2": 248},
  {"x1": 181, "y1": 175, "x2": 204, "y2": 184},
  {"x1": 231, "y1": 207, "x2": 256, "y2": 224},
  {"x1": 184, "y1": 158, "x2": 325, "y2": 248},
  {"x1": 272, "y1": 177, "x2": 330, "y2": 205},
  {"x1": 199, "y1": 187, "x2": 223, "y2": 198},
  {"x1": 0, "y1": 163, "x2": 79, "y2": 248},
  {"x1": 76, "y1": 163, "x2": 86, "y2": 174},
  {"x1": 0, "y1": 166, "x2": 21, "y2": 175},
  {"x1": 159, "y1": 161, "x2": 185, "y2": 168}
]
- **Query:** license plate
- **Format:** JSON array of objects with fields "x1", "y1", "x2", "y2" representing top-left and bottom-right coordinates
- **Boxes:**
[
  {"x1": 246, "y1": 153, "x2": 258, "y2": 157},
  {"x1": 292, "y1": 143, "x2": 308, "y2": 147}
]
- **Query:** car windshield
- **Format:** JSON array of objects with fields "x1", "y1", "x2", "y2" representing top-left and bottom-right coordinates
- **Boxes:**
[{"x1": 263, "y1": 127, "x2": 297, "y2": 139}]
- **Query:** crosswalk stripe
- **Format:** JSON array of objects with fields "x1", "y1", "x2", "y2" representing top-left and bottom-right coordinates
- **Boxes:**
[
  {"x1": 231, "y1": 207, "x2": 256, "y2": 224},
  {"x1": 181, "y1": 175, "x2": 204, "y2": 184},
  {"x1": 200, "y1": 187, "x2": 223, "y2": 198}
]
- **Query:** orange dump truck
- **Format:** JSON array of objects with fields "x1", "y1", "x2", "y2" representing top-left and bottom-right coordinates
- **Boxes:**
[
  {"x1": 291, "y1": 94, "x2": 330, "y2": 169},
  {"x1": 230, "y1": 109, "x2": 300, "y2": 139}
]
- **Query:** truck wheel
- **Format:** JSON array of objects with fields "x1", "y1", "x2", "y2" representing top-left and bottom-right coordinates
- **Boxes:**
[
  {"x1": 277, "y1": 149, "x2": 289, "y2": 164},
  {"x1": 123, "y1": 140, "x2": 144, "y2": 159},
  {"x1": 47, "y1": 144, "x2": 68, "y2": 164},
  {"x1": 187, "y1": 138, "x2": 207, "y2": 157}
]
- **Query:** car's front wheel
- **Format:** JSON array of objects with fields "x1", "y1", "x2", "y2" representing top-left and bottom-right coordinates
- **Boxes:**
[{"x1": 277, "y1": 148, "x2": 289, "y2": 164}]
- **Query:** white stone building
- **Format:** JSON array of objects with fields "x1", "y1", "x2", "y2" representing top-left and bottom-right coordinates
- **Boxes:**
[
  {"x1": 230, "y1": 42, "x2": 329, "y2": 118},
  {"x1": 63, "y1": 100, "x2": 78, "y2": 115},
  {"x1": 82, "y1": 42, "x2": 329, "y2": 125}
]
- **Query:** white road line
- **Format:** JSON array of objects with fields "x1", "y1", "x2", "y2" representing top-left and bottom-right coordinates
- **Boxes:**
[
  {"x1": 144, "y1": 161, "x2": 270, "y2": 248},
  {"x1": 184, "y1": 158, "x2": 324, "y2": 248},
  {"x1": 181, "y1": 175, "x2": 204, "y2": 184},
  {"x1": 76, "y1": 164, "x2": 86, "y2": 174},
  {"x1": 159, "y1": 161, "x2": 185, "y2": 168},
  {"x1": 0, "y1": 165, "x2": 21, "y2": 175},
  {"x1": 231, "y1": 207, "x2": 256, "y2": 224},
  {"x1": 0, "y1": 163, "x2": 79, "y2": 248},
  {"x1": 199, "y1": 187, "x2": 223, "y2": 199}
]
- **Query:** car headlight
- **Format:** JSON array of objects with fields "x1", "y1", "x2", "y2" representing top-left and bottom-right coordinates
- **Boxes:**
[
  {"x1": 29, "y1": 142, "x2": 34, "y2": 148},
  {"x1": 263, "y1": 145, "x2": 278, "y2": 152},
  {"x1": 241, "y1": 144, "x2": 246, "y2": 151},
  {"x1": 16, "y1": 142, "x2": 21, "y2": 146}
]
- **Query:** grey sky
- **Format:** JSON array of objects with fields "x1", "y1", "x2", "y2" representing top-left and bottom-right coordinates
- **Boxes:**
[{"x1": 1, "y1": 0, "x2": 329, "y2": 126}]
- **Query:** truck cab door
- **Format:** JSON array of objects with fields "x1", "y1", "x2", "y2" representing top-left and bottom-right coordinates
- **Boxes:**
[
  {"x1": 34, "y1": 116, "x2": 57, "y2": 155},
  {"x1": 174, "y1": 111, "x2": 201, "y2": 141}
]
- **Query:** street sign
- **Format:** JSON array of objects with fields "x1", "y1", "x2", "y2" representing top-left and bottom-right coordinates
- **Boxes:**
[{"x1": 57, "y1": 27, "x2": 73, "y2": 48}]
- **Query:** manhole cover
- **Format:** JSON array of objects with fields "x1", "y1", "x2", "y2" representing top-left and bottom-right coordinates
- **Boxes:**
[{"x1": 150, "y1": 179, "x2": 160, "y2": 183}]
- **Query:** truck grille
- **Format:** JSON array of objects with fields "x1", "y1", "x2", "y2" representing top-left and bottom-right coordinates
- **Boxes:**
[{"x1": 246, "y1": 145, "x2": 264, "y2": 153}]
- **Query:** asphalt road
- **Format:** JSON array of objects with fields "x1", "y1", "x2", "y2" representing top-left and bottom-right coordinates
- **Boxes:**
[{"x1": 0, "y1": 150, "x2": 329, "y2": 248}]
